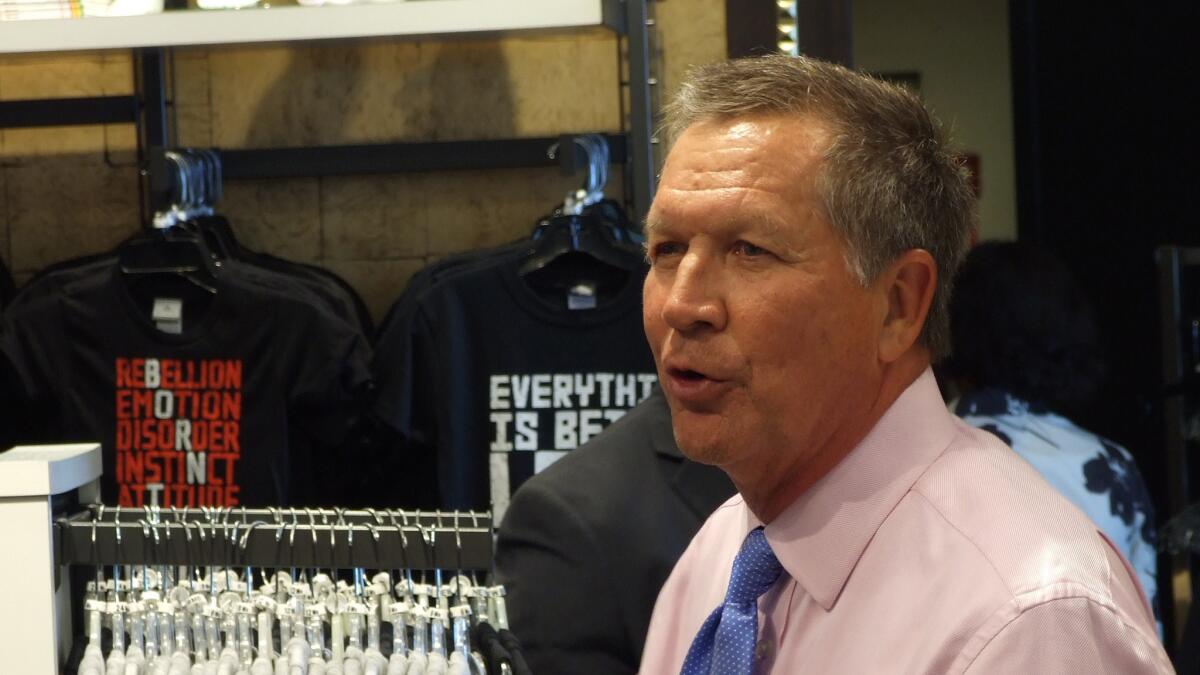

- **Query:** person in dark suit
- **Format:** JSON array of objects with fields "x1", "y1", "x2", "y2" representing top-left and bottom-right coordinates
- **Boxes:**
[{"x1": 494, "y1": 386, "x2": 734, "y2": 674}]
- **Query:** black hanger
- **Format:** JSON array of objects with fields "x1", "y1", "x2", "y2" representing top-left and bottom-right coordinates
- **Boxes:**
[
  {"x1": 118, "y1": 150, "x2": 221, "y2": 293},
  {"x1": 518, "y1": 135, "x2": 643, "y2": 277},
  {"x1": 518, "y1": 211, "x2": 643, "y2": 276},
  {"x1": 193, "y1": 215, "x2": 235, "y2": 261}
]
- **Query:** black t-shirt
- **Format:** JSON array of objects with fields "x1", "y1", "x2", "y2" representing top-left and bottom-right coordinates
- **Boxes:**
[
  {"x1": 375, "y1": 250, "x2": 657, "y2": 517},
  {"x1": 1, "y1": 265, "x2": 371, "y2": 507},
  {"x1": 254, "y1": 252, "x2": 375, "y2": 340},
  {"x1": 0, "y1": 254, "x2": 15, "y2": 311},
  {"x1": 11, "y1": 251, "x2": 368, "y2": 341}
]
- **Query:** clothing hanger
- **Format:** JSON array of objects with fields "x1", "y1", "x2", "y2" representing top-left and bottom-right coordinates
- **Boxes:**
[
  {"x1": 518, "y1": 135, "x2": 644, "y2": 278},
  {"x1": 180, "y1": 148, "x2": 247, "y2": 262},
  {"x1": 78, "y1": 508, "x2": 106, "y2": 675},
  {"x1": 384, "y1": 510, "x2": 412, "y2": 675},
  {"x1": 118, "y1": 150, "x2": 221, "y2": 294}
]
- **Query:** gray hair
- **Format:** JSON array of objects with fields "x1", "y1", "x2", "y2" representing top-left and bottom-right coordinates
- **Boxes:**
[{"x1": 663, "y1": 54, "x2": 976, "y2": 361}]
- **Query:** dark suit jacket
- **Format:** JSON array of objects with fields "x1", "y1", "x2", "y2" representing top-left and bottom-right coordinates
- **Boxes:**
[{"x1": 494, "y1": 388, "x2": 735, "y2": 674}]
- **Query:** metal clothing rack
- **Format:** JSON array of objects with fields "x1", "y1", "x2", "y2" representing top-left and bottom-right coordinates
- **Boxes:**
[
  {"x1": 57, "y1": 505, "x2": 495, "y2": 571},
  {"x1": 1, "y1": 444, "x2": 502, "y2": 672},
  {"x1": 145, "y1": 134, "x2": 630, "y2": 215}
]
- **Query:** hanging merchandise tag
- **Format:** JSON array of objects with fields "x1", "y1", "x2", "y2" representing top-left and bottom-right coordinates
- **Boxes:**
[
  {"x1": 408, "y1": 605, "x2": 429, "y2": 625},
  {"x1": 152, "y1": 297, "x2": 183, "y2": 334},
  {"x1": 170, "y1": 586, "x2": 191, "y2": 606},
  {"x1": 187, "y1": 595, "x2": 208, "y2": 615},
  {"x1": 567, "y1": 282, "x2": 597, "y2": 311},
  {"x1": 453, "y1": 575, "x2": 475, "y2": 598},
  {"x1": 389, "y1": 602, "x2": 411, "y2": 623}
]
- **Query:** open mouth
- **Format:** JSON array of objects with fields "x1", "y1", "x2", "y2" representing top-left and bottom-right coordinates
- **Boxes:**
[{"x1": 669, "y1": 367, "x2": 708, "y2": 382}]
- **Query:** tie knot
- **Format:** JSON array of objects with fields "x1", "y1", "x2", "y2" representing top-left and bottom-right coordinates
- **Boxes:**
[{"x1": 724, "y1": 527, "x2": 782, "y2": 606}]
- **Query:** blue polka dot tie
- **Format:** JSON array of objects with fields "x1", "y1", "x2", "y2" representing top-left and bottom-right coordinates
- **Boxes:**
[{"x1": 680, "y1": 527, "x2": 783, "y2": 675}]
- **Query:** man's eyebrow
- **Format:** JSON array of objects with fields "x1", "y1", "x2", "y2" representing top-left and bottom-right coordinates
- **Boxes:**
[
  {"x1": 741, "y1": 212, "x2": 788, "y2": 235},
  {"x1": 643, "y1": 215, "x2": 667, "y2": 236},
  {"x1": 643, "y1": 213, "x2": 791, "y2": 238}
]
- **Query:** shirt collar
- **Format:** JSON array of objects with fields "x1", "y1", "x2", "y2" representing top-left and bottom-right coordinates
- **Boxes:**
[{"x1": 749, "y1": 368, "x2": 958, "y2": 611}]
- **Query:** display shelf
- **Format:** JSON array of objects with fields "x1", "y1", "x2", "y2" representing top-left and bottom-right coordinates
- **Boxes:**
[
  {"x1": 0, "y1": 443, "x2": 101, "y2": 498},
  {"x1": 0, "y1": 0, "x2": 621, "y2": 54}
]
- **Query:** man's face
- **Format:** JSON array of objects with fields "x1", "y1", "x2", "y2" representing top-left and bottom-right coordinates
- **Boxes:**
[{"x1": 643, "y1": 115, "x2": 886, "y2": 486}]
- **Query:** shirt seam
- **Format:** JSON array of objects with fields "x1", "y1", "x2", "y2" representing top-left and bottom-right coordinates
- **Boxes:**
[
  {"x1": 907, "y1": 489, "x2": 1016, "y2": 597},
  {"x1": 953, "y1": 594, "x2": 1159, "y2": 674},
  {"x1": 804, "y1": 423, "x2": 959, "y2": 610}
]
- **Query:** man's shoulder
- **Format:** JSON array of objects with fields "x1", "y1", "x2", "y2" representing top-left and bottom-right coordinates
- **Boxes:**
[{"x1": 909, "y1": 420, "x2": 1139, "y2": 607}]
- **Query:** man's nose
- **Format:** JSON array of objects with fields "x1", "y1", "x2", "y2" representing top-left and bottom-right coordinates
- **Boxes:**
[{"x1": 660, "y1": 254, "x2": 727, "y2": 333}]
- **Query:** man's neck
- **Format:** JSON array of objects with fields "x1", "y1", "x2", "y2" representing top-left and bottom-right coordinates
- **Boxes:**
[{"x1": 739, "y1": 353, "x2": 930, "y2": 524}]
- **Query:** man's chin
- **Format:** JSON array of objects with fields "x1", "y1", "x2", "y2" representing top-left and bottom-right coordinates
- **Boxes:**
[{"x1": 671, "y1": 421, "x2": 732, "y2": 467}]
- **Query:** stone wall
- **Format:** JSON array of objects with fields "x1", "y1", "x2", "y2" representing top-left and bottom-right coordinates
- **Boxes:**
[{"x1": 0, "y1": 0, "x2": 726, "y2": 321}]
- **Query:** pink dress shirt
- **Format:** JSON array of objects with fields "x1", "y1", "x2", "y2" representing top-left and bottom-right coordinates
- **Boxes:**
[{"x1": 640, "y1": 369, "x2": 1172, "y2": 673}]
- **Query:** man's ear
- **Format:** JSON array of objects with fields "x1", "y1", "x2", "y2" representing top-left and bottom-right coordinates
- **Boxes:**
[{"x1": 876, "y1": 249, "x2": 937, "y2": 363}]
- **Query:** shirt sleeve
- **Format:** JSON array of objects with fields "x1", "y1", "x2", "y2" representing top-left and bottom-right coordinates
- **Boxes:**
[
  {"x1": 0, "y1": 297, "x2": 64, "y2": 446},
  {"x1": 370, "y1": 276, "x2": 429, "y2": 437},
  {"x1": 962, "y1": 596, "x2": 1173, "y2": 674},
  {"x1": 284, "y1": 306, "x2": 374, "y2": 504},
  {"x1": 288, "y1": 309, "x2": 373, "y2": 430},
  {"x1": 0, "y1": 295, "x2": 61, "y2": 403}
]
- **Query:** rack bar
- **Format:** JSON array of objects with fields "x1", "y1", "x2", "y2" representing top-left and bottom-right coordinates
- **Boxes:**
[
  {"x1": 139, "y1": 48, "x2": 171, "y2": 221},
  {"x1": 214, "y1": 134, "x2": 627, "y2": 180},
  {"x1": 0, "y1": 96, "x2": 138, "y2": 129},
  {"x1": 1156, "y1": 245, "x2": 1198, "y2": 648},
  {"x1": 138, "y1": 49, "x2": 170, "y2": 149},
  {"x1": 622, "y1": 0, "x2": 657, "y2": 225},
  {"x1": 56, "y1": 507, "x2": 494, "y2": 570}
]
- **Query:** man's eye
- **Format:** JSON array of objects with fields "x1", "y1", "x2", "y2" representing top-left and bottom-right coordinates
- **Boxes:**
[
  {"x1": 650, "y1": 242, "x2": 686, "y2": 260},
  {"x1": 733, "y1": 241, "x2": 768, "y2": 257}
]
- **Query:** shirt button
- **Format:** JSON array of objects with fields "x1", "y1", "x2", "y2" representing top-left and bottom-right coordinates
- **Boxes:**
[{"x1": 755, "y1": 639, "x2": 772, "y2": 659}]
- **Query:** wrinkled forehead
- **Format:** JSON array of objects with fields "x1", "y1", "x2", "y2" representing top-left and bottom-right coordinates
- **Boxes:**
[{"x1": 645, "y1": 115, "x2": 832, "y2": 236}]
